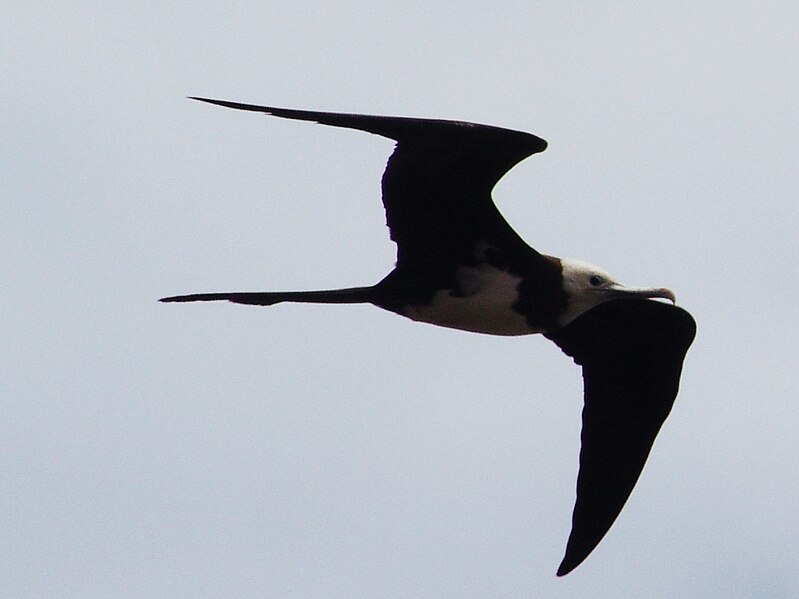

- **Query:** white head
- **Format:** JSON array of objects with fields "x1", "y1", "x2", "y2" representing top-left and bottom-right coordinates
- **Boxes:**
[{"x1": 558, "y1": 258, "x2": 676, "y2": 326}]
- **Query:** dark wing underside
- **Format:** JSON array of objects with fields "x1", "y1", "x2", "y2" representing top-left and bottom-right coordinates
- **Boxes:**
[
  {"x1": 190, "y1": 97, "x2": 548, "y2": 275},
  {"x1": 545, "y1": 299, "x2": 696, "y2": 576}
]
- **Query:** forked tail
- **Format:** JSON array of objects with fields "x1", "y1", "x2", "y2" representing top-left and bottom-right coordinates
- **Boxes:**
[{"x1": 159, "y1": 286, "x2": 374, "y2": 306}]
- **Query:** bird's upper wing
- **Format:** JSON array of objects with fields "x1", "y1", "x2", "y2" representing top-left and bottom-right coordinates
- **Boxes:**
[
  {"x1": 544, "y1": 299, "x2": 697, "y2": 576},
  {"x1": 190, "y1": 97, "x2": 548, "y2": 274}
]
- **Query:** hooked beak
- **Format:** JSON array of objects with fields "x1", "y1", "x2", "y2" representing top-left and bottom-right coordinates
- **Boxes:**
[{"x1": 605, "y1": 284, "x2": 676, "y2": 304}]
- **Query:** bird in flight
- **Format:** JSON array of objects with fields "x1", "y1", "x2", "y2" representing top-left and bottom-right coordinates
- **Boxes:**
[{"x1": 162, "y1": 97, "x2": 696, "y2": 576}]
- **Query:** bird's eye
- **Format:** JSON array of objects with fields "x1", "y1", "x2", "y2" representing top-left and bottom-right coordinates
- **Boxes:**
[{"x1": 589, "y1": 275, "x2": 604, "y2": 287}]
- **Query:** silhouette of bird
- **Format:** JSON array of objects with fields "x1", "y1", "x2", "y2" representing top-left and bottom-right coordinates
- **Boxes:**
[{"x1": 162, "y1": 97, "x2": 696, "y2": 575}]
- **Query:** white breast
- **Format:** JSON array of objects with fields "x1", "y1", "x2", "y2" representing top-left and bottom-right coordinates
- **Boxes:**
[{"x1": 402, "y1": 265, "x2": 540, "y2": 336}]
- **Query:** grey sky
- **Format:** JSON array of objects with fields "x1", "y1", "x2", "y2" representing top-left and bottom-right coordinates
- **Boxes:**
[{"x1": 4, "y1": 2, "x2": 798, "y2": 597}]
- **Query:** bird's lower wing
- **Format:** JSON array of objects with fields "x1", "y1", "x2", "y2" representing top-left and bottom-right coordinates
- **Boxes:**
[{"x1": 545, "y1": 299, "x2": 696, "y2": 575}]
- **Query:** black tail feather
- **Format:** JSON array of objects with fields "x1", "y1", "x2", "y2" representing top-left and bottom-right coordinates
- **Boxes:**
[{"x1": 159, "y1": 287, "x2": 374, "y2": 306}]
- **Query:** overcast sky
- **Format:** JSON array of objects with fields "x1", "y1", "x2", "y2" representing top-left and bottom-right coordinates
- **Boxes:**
[{"x1": 4, "y1": 2, "x2": 798, "y2": 597}]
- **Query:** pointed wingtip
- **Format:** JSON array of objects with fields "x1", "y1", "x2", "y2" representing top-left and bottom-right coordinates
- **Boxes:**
[
  {"x1": 556, "y1": 553, "x2": 581, "y2": 577},
  {"x1": 186, "y1": 96, "x2": 281, "y2": 116},
  {"x1": 188, "y1": 96, "x2": 224, "y2": 106}
]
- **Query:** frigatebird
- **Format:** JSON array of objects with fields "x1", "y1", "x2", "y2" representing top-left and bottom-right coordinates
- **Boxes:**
[{"x1": 162, "y1": 97, "x2": 696, "y2": 576}]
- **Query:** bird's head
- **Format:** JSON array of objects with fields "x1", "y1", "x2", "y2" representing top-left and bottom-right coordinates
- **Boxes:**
[{"x1": 557, "y1": 258, "x2": 676, "y2": 327}]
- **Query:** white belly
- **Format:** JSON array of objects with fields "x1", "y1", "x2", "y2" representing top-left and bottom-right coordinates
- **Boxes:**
[{"x1": 402, "y1": 266, "x2": 540, "y2": 336}]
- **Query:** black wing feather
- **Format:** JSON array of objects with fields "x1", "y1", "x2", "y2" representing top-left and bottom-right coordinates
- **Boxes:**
[
  {"x1": 190, "y1": 97, "x2": 548, "y2": 274},
  {"x1": 545, "y1": 299, "x2": 696, "y2": 575}
]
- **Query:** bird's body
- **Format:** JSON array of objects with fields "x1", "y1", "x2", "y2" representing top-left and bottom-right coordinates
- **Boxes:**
[
  {"x1": 401, "y1": 261, "x2": 536, "y2": 335},
  {"x1": 162, "y1": 97, "x2": 696, "y2": 576}
]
